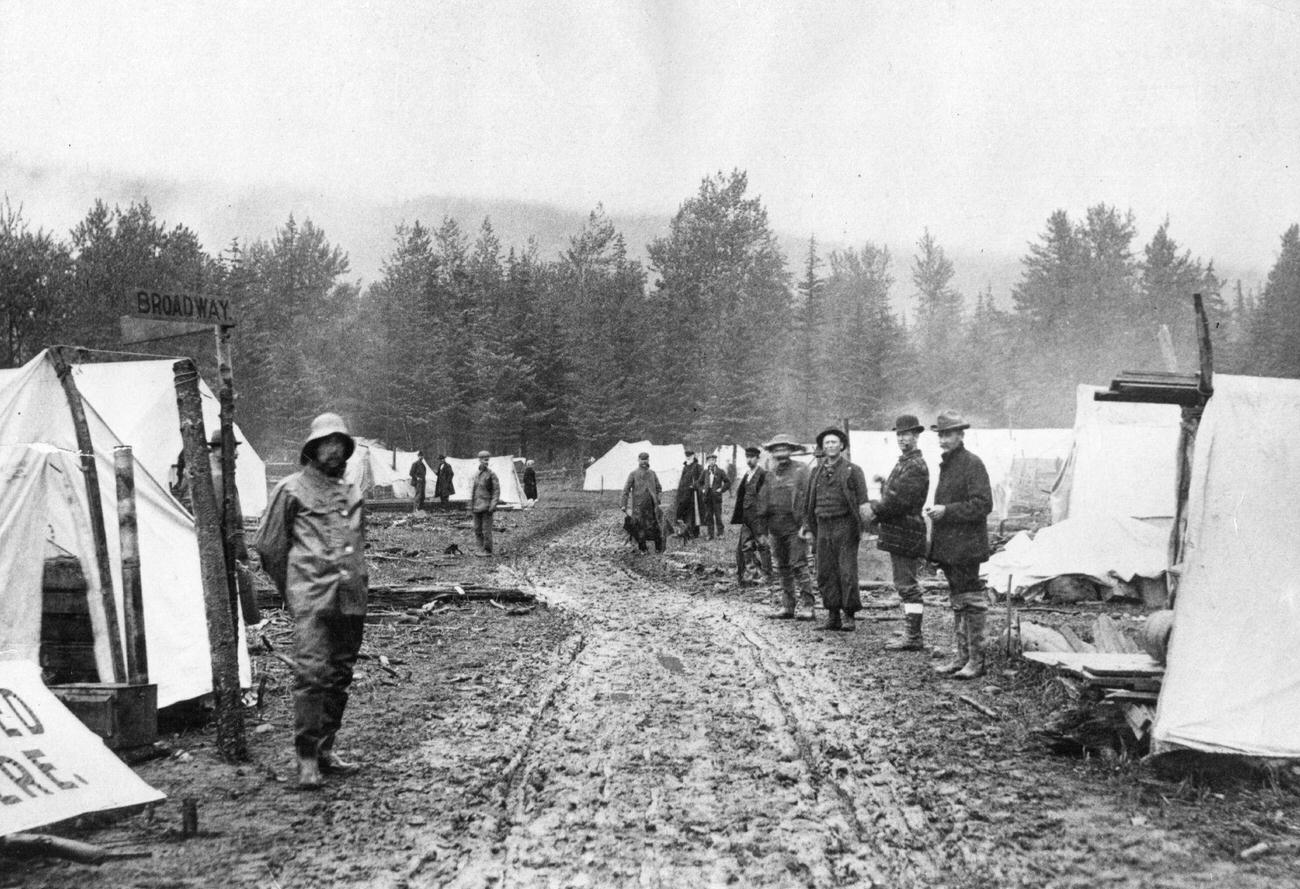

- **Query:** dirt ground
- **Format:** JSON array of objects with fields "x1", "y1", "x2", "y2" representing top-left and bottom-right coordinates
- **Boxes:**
[{"x1": 5, "y1": 489, "x2": 1299, "y2": 888}]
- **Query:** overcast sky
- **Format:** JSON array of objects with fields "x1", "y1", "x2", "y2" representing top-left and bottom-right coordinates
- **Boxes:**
[{"x1": 3, "y1": 0, "x2": 1298, "y2": 277}]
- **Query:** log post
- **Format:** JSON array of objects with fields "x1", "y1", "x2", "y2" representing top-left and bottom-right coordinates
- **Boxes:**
[
  {"x1": 114, "y1": 446, "x2": 149, "y2": 686},
  {"x1": 174, "y1": 358, "x2": 247, "y2": 761},
  {"x1": 49, "y1": 347, "x2": 126, "y2": 684},
  {"x1": 213, "y1": 325, "x2": 244, "y2": 627}
]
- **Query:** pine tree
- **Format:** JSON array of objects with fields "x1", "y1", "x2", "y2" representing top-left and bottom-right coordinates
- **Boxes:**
[
  {"x1": 823, "y1": 243, "x2": 901, "y2": 428},
  {"x1": 911, "y1": 228, "x2": 963, "y2": 401},
  {"x1": 0, "y1": 198, "x2": 73, "y2": 365},
  {"x1": 792, "y1": 236, "x2": 826, "y2": 434},
  {"x1": 1250, "y1": 224, "x2": 1300, "y2": 378}
]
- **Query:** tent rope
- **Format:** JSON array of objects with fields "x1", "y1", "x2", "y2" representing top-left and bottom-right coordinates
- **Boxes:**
[{"x1": 48, "y1": 344, "x2": 189, "y2": 362}]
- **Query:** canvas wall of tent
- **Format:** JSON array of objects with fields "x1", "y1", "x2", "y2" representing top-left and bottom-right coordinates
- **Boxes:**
[
  {"x1": 0, "y1": 350, "x2": 252, "y2": 708},
  {"x1": 584, "y1": 441, "x2": 687, "y2": 493},
  {"x1": 345, "y1": 439, "x2": 528, "y2": 508}
]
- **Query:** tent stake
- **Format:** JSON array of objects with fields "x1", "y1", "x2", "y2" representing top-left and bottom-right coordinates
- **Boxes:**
[
  {"x1": 50, "y1": 347, "x2": 126, "y2": 684},
  {"x1": 114, "y1": 446, "x2": 149, "y2": 686},
  {"x1": 174, "y1": 358, "x2": 248, "y2": 761}
]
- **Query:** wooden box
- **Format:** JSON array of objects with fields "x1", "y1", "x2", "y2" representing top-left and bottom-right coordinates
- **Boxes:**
[{"x1": 50, "y1": 683, "x2": 158, "y2": 750}]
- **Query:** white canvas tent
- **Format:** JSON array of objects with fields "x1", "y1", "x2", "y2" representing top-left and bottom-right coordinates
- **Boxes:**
[
  {"x1": 584, "y1": 440, "x2": 687, "y2": 493},
  {"x1": 1153, "y1": 375, "x2": 1300, "y2": 757},
  {"x1": 0, "y1": 359, "x2": 273, "y2": 518},
  {"x1": 345, "y1": 441, "x2": 527, "y2": 508},
  {"x1": 0, "y1": 350, "x2": 252, "y2": 707},
  {"x1": 442, "y1": 455, "x2": 527, "y2": 508},
  {"x1": 1050, "y1": 385, "x2": 1181, "y2": 526},
  {"x1": 849, "y1": 427, "x2": 1072, "y2": 521}
]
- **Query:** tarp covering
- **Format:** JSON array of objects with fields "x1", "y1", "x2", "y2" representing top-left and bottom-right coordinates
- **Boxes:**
[
  {"x1": 849, "y1": 428, "x2": 1072, "y2": 520},
  {"x1": 1153, "y1": 374, "x2": 1300, "y2": 757},
  {"x1": 1050, "y1": 385, "x2": 1181, "y2": 524},
  {"x1": 584, "y1": 441, "x2": 687, "y2": 493},
  {"x1": 56, "y1": 359, "x2": 269, "y2": 518},
  {"x1": 0, "y1": 351, "x2": 251, "y2": 707},
  {"x1": 982, "y1": 515, "x2": 1169, "y2": 592}
]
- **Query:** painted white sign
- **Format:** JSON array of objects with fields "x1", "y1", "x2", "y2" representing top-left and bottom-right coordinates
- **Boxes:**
[{"x1": 0, "y1": 660, "x2": 165, "y2": 836}]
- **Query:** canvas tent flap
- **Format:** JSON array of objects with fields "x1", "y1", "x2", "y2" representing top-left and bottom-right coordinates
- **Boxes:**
[
  {"x1": 1050, "y1": 385, "x2": 1181, "y2": 524},
  {"x1": 982, "y1": 514, "x2": 1169, "y2": 591},
  {"x1": 0, "y1": 351, "x2": 252, "y2": 707},
  {"x1": 443, "y1": 456, "x2": 527, "y2": 507},
  {"x1": 61, "y1": 359, "x2": 269, "y2": 517},
  {"x1": 1152, "y1": 374, "x2": 1300, "y2": 757}
]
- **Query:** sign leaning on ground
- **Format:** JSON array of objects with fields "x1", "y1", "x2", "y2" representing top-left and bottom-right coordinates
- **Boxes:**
[
  {"x1": 128, "y1": 286, "x2": 237, "y2": 326},
  {"x1": 0, "y1": 660, "x2": 165, "y2": 835}
]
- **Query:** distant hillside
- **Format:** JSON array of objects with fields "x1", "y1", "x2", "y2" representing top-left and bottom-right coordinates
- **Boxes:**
[{"x1": 3, "y1": 160, "x2": 1265, "y2": 317}]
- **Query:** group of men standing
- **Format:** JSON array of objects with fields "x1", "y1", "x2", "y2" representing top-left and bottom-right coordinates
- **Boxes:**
[
  {"x1": 408, "y1": 452, "x2": 455, "y2": 510},
  {"x1": 619, "y1": 411, "x2": 994, "y2": 681}
]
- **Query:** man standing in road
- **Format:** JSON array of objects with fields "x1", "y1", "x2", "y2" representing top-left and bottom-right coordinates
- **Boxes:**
[
  {"x1": 410, "y1": 450, "x2": 428, "y2": 511},
  {"x1": 925, "y1": 411, "x2": 993, "y2": 680},
  {"x1": 867, "y1": 416, "x2": 931, "y2": 652},
  {"x1": 253, "y1": 413, "x2": 367, "y2": 790},
  {"x1": 731, "y1": 446, "x2": 772, "y2": 587},
  {"x1": 761, "y1": 434, "x2": 815, "y2": 620},
  {"x1": 697, "y1": 453, "x2": 730, "y2": 540},
  {"x1": 471, "y1": 450, "x2": 501, "y2": 555},
  {"x1": 801, "y1": 428, "x2": 871, "y2": 632},
  {"x1": 433, "y1": 454, "x2": 455, "y2": 505},
  {"x1": 621, "y1": 451, "x2": 665, "y2": 553},
  {"x1": 676, "y1": 450, "x2": 703, "y2": 539},
  {"x1": 523, "y1": 459, "x2": 539, "y2": 504}
]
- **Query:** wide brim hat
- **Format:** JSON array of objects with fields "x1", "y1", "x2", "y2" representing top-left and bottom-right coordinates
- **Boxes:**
[
  {"x1": 762, "y1": 433, "x2": 803, "y2": 452},
  {"x1": 301, "y1": 412, "x2": 355, "y2": 463},
  {"x1": 816, "y1": 427, "x2": 849, "y2": 448},
  {"x1": 892, "y1": 414, "x2": 925, "y2": 435},
  {"x1": 931, "y1": 410, "x2": 971, "y2": 433}
]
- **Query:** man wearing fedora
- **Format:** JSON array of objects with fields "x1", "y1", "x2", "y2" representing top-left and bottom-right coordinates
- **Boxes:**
[
  {"x1": 471, "y1": 450, "x2": 501, "y2": 554},
  {"x1": 801, "y1": 427, "x2": 872, "y2": 631},
  {"x1": 925, "y1": 411, "x2": 993, "y2": 679},
  {"x1": 254, "y1": 413, "x2": 368, "y2": 789},
  {"x1": 868, "y1": 415, "x2": 932, "y2": 652},
  {"x1": 761, "y1": 434, "x2": 816, "y2": 620},
  {"x1": 731, "y1": 446, "x2": 771, "y2": 586}
]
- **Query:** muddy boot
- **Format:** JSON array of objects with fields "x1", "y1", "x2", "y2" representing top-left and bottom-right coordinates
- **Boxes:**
[
  {"x1": 839, "y1": 611, "x2": 856, "y2": 632},
  {"x1": 885, "y1": 611, "x2": 925, "y2": 651},
  {"x1": 319, "y1": 750, "x2": 361, "y2": 776},
  {"x1": 297, "y1": 754, "x2": 323, "y2": 790},
  {"x1": 766, "y1": 588, "x2": 797, "y2": 619},
  {"x1": 933, "y1": 612, "x2": 969, "y2": 675},
  {"x1": 954, "y1": 612, "x2": 987, "y2": 680},
  {"x1": 817, "y1": 609, "x2": 842, "y2": 631},
  {"x1": 797, "y1": 600, "x2": 816, "y2": 621}
]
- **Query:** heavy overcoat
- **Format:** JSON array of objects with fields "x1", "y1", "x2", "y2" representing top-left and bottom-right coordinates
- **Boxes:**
[
  {"x1": 730, "y1": 466, "x2": 768, "y2": 532},
  {"x1": 871, "y1": 448, "x2": 929, "y2": 557},
  {"x1": 929, "y1": 444, "x2": 992, "y2": 564}
]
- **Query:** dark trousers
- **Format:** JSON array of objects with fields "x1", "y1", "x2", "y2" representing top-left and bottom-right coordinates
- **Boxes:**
[
  {"x1": 890, "y1": 552, "x2": 923, "y2": 604},
  {"x1": 815, "y1": 514, "x2": 861, "y2": 614},
  {"x1": 769, "y1": 516, "x2": 814, "y2": 603},
  {"x1": 293, "y1": 609, "x2": 365, "y2": 757},
  {"x1": 736, "y1": 521, "x2": 772, "y2": 579},
  {"x1": 701, "y1": 494, "x2": 725, "y2": 538},
  {"x1": 413, "y1": 481, "x2": 426, "y2": 511},
  {"x1": 937, "y1": 561, "x2": 988, "y2": 614},
  {"x1": 675, "y1": 491, "x2": 700, "y2": 536},
  {"x1": 473, "y1": 510, "x2": 494, "y2": 552}
]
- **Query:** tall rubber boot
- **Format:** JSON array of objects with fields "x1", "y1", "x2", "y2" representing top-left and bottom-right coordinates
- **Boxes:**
[
  {"x1": 933, "y1": 612, "x2": 969, "y2": 674},
  {"x1": 839, "y1": 611, "x2": 856, "y2": 632},
  {"x1": 817, "y1": 609, "x2": 842, "y2": 631},
  {"x1": 954, "y1": 612, "x2": 987, "y2": 680},
  {"x1": 885, "y1": 611, "x2": 925, "y2": 651}
]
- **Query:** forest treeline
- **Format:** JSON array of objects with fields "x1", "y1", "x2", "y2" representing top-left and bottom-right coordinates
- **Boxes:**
[{"x1": 3, "y1": 170, "x2": 1298, "y2": 460}]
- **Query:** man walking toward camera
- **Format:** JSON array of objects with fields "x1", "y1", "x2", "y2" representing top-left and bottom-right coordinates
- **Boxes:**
[
  {"x1": 471, "y1": 450, "x2": 501, "y2": 554},
  {"x1": 926, "y1": 411, "x2": 993, "y2": 679},
  {"x1": 254, "y1": 413, "x2": 367, "y2": 790}
]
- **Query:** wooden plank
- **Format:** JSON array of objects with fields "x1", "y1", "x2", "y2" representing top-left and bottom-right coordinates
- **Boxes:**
[
  {"x1": 1092, "y1": 614, "x2": 1140, "y2": 654},
  {"x1": 1022, "y1": 651, "x2": 1164, "y2": 677},
  {"x1": 1058, "y1": 625, "x2": 1096, "y2": 653}
]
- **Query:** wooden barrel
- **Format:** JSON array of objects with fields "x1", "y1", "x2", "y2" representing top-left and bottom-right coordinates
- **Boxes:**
[{"x1": 1141, "y1": 609, "x2": 1175, "y2": 665}]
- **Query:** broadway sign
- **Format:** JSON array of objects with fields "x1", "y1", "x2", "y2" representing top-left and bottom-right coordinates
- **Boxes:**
[
  {"x1": 128, "y1": 287, "x2": 237, "y2": 326},
  {"x1": 0, "y1": 660, "x2": 164, "y2": 835}
]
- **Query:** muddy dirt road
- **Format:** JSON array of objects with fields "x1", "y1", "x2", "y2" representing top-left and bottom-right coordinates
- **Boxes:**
[{"x1": 6, "y1": 496, "x2": 1298, "y2": 888}]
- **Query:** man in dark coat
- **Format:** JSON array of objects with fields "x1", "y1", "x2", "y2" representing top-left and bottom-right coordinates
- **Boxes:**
[
  {"x1": 801, "y1": 428, "x2": 872, "y2": 631},
  {"x1": 675, "y1": 450, "x2": 703, "y2": 539},
  {"x1": 730, "y1": 446, "x2": 771, "y2": 586},
  {"x1": 760, "y1": 434, "x2": 815, "y2": 620},
  {"x1": 925, "y1": 411, "x2": 993, "y2": 679},
  {"x1": 866, "y1": 415, "x2": 931, "y2": 652},
  {"x1": 696, "y1": 453, "x2": 731, "y2": 539},
  {"x1": 409, "y1": 450, "x2": 428, "y2": 511},
  {"x1": 621, "y1": 451, "x2": 664, "y2": 553},
  {"x1": 470, "y1": 451, "x2": 500, "y2": 554},
  {"x1": 432, "y1": 455, "x2": 455, "y2": 504},
  {"x1": 523, "y1": 459, "x2": 538, "y2": 502}
]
